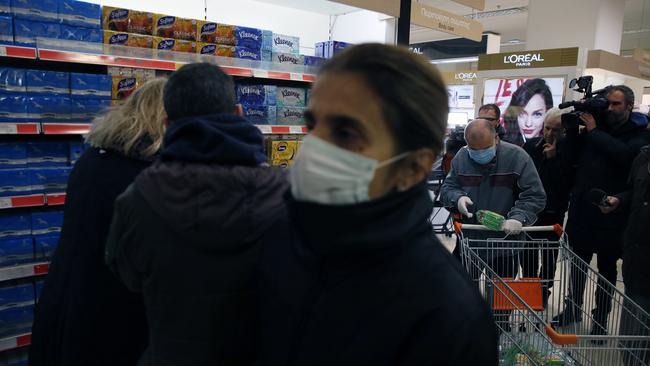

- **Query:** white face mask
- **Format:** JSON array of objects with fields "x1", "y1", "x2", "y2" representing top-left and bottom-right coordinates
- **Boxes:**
[{"x1": 289, "y1": 135, "x2": 410, "y2": 205}]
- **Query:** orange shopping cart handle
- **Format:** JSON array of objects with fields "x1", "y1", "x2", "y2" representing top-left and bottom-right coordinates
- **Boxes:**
[{"x1": 545, "y1": 324, "x2": 578, "y2": 345}]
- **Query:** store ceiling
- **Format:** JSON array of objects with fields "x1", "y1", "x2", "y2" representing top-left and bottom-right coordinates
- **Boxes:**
[
  {"x1": 622, "y1": 0, "x2": 650, "y2": 53},
  {"x1": 252, "y1": 0, "x2": 360, "y2": 15}
]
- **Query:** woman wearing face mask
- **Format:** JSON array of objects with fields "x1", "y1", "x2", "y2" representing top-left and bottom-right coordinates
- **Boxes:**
[
  {"x1": 259, "y1": 44, "x2": 497, "y2": 366},
  {"x1": 503, "y1": 78, "x2": 554, "y2": 145}
]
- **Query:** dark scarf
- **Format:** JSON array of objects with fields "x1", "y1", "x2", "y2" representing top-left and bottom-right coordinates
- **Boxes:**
[{"x1": 161, "y1": 113, "x2": 267, "y2": 166}]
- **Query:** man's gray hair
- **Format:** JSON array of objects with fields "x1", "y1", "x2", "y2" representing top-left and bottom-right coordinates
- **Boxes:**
[{"x1": 607, "y1": 85, "x2": 635, "y2": 108}]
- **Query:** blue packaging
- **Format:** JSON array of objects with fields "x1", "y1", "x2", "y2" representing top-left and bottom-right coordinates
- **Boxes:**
[
  {"x1": 10, "y1": 0, "x2": 57, "y2": 22},
  {"x1": 315, "y1": 41, "x2": 325, "y2": 58},
  {"x1": 35, "y1": 280, "x2": 43, "y2": 299},
  {"x1": 27, "y1": 142, "x2": 68, "y2": 167},
  {"x1": 0, "y1": 282, "x2": 34, "y2": 337},
  {"x1": 244, "y1": 105, "x2": 276, "y2": 125},
  {"x1": 0, "y1": 94, "x2": 27, "y2": 122},
  {"x1": 4, "y1": 348, "x2": 29, "y2": 366},
  {"x1": 26, "y1": 70, "x2": 69, "y2": 94},
  {"x1": 234, "y1": 26, "x2": 262, "y2": 50},
  {"x1": 235, "y1": 46, "x2": 261, "y2": 61},
  {"x1": 276, "y1": 106, "x2": 305, "y2": 125},
  {"x1": 0, "y1": 237, "x2": 33, "y2": 266},
  {"x1": 236, "y1": 84, "x2": 276, "y2": 107},
  {"x1": 59, "y1": 24, "x2": 101, "y2": 43},
  {"x1": 276, "y1": 87, "x2": 306, "y2": 107},
  {"x1": 0, "y1": 0, "x2": 8, "y2": 14},
  {"x1": 271, "y1": 33, "x2": 300, "y2": 55},
  {"x1": 70, "y1": 96, "x2": 109, "y2": 123},
  {"x1": 0, "y1": 283, "x2": 33, "y2": 305},
  {"x1": 70, "y1": 73, "x2": 111, "y2": 97},
  {"x1": 30, "y1": 167, "x2": 70, "y2": 193},
  {"x1": 68, "y1": 142, "x2": 83, "y2": 164},
  {"x1": 0, "y1": 143, "x2": 27, "y2": 169},
  {"x1": 27, "y1": 96, "x2": 70, "y2": 122},
  {"x1": 31, "y1": 211, "x2": 63, "y2": 236},
  {"x1": 261, "y1": 50, "x2": 271, "y2": 62},
  {"x1": 328, "y1": 40, "x2": 351, "y2": 58},
  {"x1": 13, "y1": 19, "x2": 59, "y2": 46},
  {"x1": 262, "y1": 29, "x2": 272, "y2": 51},
  {"x1": 34, "y1": 232, "x2": 58, "y2": 260},
  {"x1": 304, "y1": 55, "x2": 326, "y2": 68},
  {"x1": 0, "y1": 15, "x2": 13, "y2": 44},
  {"x1": 57, "y1": 0, "x2": 100, "y2": 28},
  {"x1": 0, "y1": 169, "x2": 30, "y2": 197},
  {"x1": 272, "y1": 52, "x2": 304, "y2": 66},
  {"x1": 0, "y1": 68, "x2": 25, "y2": 92},
  {"x1": 0, "y1": 213, "x2": 31, "y2": 238}
]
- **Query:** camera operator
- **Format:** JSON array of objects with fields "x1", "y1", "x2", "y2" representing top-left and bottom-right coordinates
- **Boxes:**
[{"x1": 556, "y1": 85, "x2": 650, "y2": 337}]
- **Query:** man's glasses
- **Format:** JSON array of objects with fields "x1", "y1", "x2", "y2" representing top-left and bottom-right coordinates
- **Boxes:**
[{"x1": 480, "y1": 117, "x2": 497, "y2": 122}]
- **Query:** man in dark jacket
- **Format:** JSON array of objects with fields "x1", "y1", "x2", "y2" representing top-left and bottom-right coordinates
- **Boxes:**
[
  {"x1": 105, "y1": 63, "x2": 288, "y2": 366},
  {"x1": 478, "y1": 103, "x2": 506, "y2": 140},
  {"x1": 557, "y1": 85, "x2": 650, "y2": 336},
  {"x1": 600, "y1": 146, "x2": 650, "y2": 365}
]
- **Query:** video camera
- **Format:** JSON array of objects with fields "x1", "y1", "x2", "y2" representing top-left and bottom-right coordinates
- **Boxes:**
[{"x1": 558, "y1": 76, "x2": 610, "y2": 129}]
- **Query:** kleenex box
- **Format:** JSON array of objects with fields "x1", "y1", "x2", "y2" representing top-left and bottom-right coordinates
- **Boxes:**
[
  {"x1": 57, "y1": 0, "x2": 101, "y2": 28},
  {"x1": 304, "y1": 55, "x2": 326, "y2": 68},
  {"x1": 244, "y1": 105, "x2": 276, "y2": 125},
  {"x1": 234, "y1": 26, "x2": 262, "y2": 50},
  {"x1": 0, "y1": 170, "x2": 30, "y2": 197},
  {"x1": 272, "y1": 52, "x2": 304, "y2": 66},
  {"x1": 276, "y1": 87, "x2": 306, "y2": 107},
  {"x1": 0, "y1": 213, "x2": 31, "y2": 238},
  {"x1": 0, "y1": 237, "x2": 33, "y2": 266},
  {"x1": 31, "y1": 211, "x2": 63, "y2": 236},
  {"x1": 34, "y1": 233, "x2": 58, "y2": 260},
  {"x1": 236, "y1": 84, "x2": 276, "y2": 107},
  {"x1": 26, "y1": 70, "x2": 69, "y2": 94},
  {"x1": 10, "y1": 0, "x2": 57, "y2": 22},
  {"x1": 27, "y1": 142, "x2": 68, "y2": 167},
  {"x1": 235, "y1": 46, "x2": 261, "y2": 61},
  {"x1": 276, "y1": 106, "x2": 305, "y2": 125},
  {"x1": 272, "y1": 33, "x2": 299, "y2": 54},
  {"x1": 0, "y1": 143, "x2": 27, "y2": 169}
]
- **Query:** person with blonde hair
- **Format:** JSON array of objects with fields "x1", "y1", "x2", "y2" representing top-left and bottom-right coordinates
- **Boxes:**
[{"x1": 29, "y1": 78, "x2": 167, "y2": 366}]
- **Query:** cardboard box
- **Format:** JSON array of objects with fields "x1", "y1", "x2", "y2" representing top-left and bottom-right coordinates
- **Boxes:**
[
  {"x1": 70, "y1": 97, "x2": 110, "y2": 122},
  {"x1": 212, "y1": 23, "x2": 235, "y2": 45},
  {"x1": 0, "y1": 213, "x2": 30, "y2": 237},
  {"x1": 276, "y1": 106, "x2": 306, "y2": 125},
  {"x1": 102, "y1": 7, "x2": 152, "y2": 35},
  {"x1": 271, "y1": 33, "x2": 300, "y2": 54},
  {"x1": 153, "y1": 14, "x2": 196, "y2": 41},
  {"x1": 34, "y1": 233, "x2": 59, "y2": 260},
  {"x1": 0, "y1": 170, "x2": 30, "y2": 197},
  {"x1": 26, "y1": 96, "x2": 71, "y2": 122},
  {"x1": 31, "y1": 211, "x2": 63, "y2": 236},
  {"x1": 70, "y1": 73, "x2": 111, "y2": 97},
  {"x1": 0, "y1": 237, "x2": 33, "y2": 266},
  {"x1": 235, "y1": 47, "x2": 261, "y2": 61},
  {"x1": 276, "y1": 87, "x2": 306, "y2": 107},
  {"x1": 26, "y1": 142, "x2": 68, "y2": 167},
  {"x1": 0, "y1": 94, "x2": 27, "y2": 122},
  {"x1": 269, "y1": 140, "x2": 298, "y2": 160},
  {"x1": 234, "y1": 26, "x2": 262, "y2": 50},
  {"x1": 272, "y1": 52, "x2": 304, "y2": 66},
  {"x1": 196, "y1": 20, "x2": 217, "y2": 43},
  {"x1": 111, "y1": 75, "x2": 138, "y2": 100},
  {"x1": 0, "y1": 143, "x2": 27, "y2": 169},
  {"x1": 152, "y1": 37, "x2": 195, "y2": 53},
  {"x1": 103, "y1": 30, "x2": 152, "y2": 48},
  {"x1": 236, "y1": 84, "x2": 276, "y2": 106},
  {"x1": 244, "y1": 105, "x2": 276, "y2": 125}
]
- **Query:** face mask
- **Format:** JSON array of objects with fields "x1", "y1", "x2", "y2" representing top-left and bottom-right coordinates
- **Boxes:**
[
  {"x1": 468, "y1": 146, "x2": 496, "y2": 165},
  {"x1": 289, "y1": 135, "x2": 410, "y2": 205}
]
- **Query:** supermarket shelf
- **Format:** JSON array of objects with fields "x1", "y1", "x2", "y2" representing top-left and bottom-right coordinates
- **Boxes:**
[
  {"x1": 39, "y1": 48, "x2": 177, "y2": 71},
  {"x1": 0, "y1": 123, "x2": 304, "y2": 135},
  {"x1": 0, "y1": 262, "x2": 49, "y2": 282},
  {"x1": 0, "y1": 45, "x2": 37, "y2": 59},
  {"x1": 41, "y1": 123, "x2": 91, "y2": 135},
  {"x1": 0, "y1": 333, "x2": 31, "y2": 352},
  {"x1": 0, "y1": 123, "x2": 40, "y2": 135},
  {"x1": 0, "y1": 194, "x2": 46, "y2": 209},
  {"x1": 257, "y1": 125, "x2": 308, "y2": 134}
]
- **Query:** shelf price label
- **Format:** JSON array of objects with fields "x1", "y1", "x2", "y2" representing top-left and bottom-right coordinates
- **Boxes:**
[
  {"x1": 0, "y1": 46, "x2": 6, "y2": 57},
  {"x1": 289, "y1": 126, "x2": 304, "y2": 134},
  {"x1": 257, "y1": 125, "x2": 272, "y2": 134},
  {"x1": 0, "y1": 197, "x2": 12, "y2": 209},
  {"x1": 0, "y1": 124, "x2": 18, "y2": 134}
]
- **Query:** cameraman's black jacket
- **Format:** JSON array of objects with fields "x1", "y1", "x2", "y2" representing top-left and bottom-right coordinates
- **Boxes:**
[
  {"x1": 566, "y1": 119, "x2": 650, "y2": 247},
  {"x1": 616, "y1": 146, "x2": 650, "y2": 294}
]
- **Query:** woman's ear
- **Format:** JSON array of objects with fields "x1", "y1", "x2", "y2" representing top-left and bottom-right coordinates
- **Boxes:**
[{"x1": 395, "y1": 148, "x2": 435, "y2": 192}]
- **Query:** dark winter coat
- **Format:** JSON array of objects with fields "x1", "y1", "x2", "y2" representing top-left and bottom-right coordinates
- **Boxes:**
[
  {"x1": 29, "y1": 147, "x2": 151, "y2": 366},
  {"x1": 523, "y1": 137, "x2": 574, "y2": 225},
  {"x1": 565, "y1": 120, "x2": 650, "y2": 248},
  {"x1": 616, "y1": 146, "x2": 650, "y2": 294},
  {"x1": 105, "y1": 114, "x2": 288, "y2": 366},
  {"x1": 260, "y1": 183, "x2": 498, "y2": 366}
]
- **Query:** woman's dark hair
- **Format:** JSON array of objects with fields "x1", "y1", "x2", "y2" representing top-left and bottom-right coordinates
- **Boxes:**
[
  {"x1": 503, "y1": 78, "x2": 553, "y2": 145},
  {"x1": 319, "y1": 43, "x2": 448, "y2": 154}
]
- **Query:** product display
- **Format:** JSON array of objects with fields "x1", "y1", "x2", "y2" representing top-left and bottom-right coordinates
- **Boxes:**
[
  {"x1": 0, "y1": 213, "x2": 31, "y2": 238},
  {"x1": 153, "y1": 14, "x2": 195, "y2": 41},
  {"x1": 25, "y1": 70, "x2": 69, "y2": 94},
  {"x1": 34, "y1": 232, "x2": 58, "y2": 259},
  {"x1": 0, "y1": 237, "x2": 33, "y2": 266},
  {"x1": 27, "y1": 142, "x2": 68, "y2": 167},
  {"x1": 111, "y1": 75, "x2": 138, "y2": 100},
  {"x1": 0, "y1": 281, "x2": 35, "y2": 337},
  {"x1": 102, "y1": 6, "x2": 152, "y2": 35},
  {"x1": 12, "y1": 18, "x2": 59, "y2": 46},
  {"x1": 103, "y1": 30, "x2": 152, "y2": 48},
  {"x1": 244, "y1": 105, "x2": 276, "y2": 124},
  {"x1": 152, "y1": 37, "x2": 195, "y2": 53},
  {"x1": 276, "y1": 106, "x2": 305, "y2": 125},
  {"x1": 57, "y1": 0, "x2": 100, "y2": 28},
  {"x1": 0, "y1": 68, "x2": 25, "y2": 92},
  {"x1": 236, "y1": 84, "x2": 276, "y2": 107},
  {"x1": 0, "y1": 143, "x2": 27, "y2": 169},
  {"x1": 0, "y1": 94, "x2": 28, "y2": 123},
  {"x1": 59, "y1": 24, "x2": 101, "y2": 43},
  {"x1": 272, "y1": 52, "x2": 304, "y2": 66},
  {"x1": 10, "y1": 0, "x2": 57, "y2": 22},
  {"x1": 0, "y1": 15, "x2": 13, "y2": 44},
  {"x1": 30, "y1": 210, "x2": 63, "y2": 236},
  {"x1": 271, "y1": 33, "x2": 299, "y2": 54},
  {"x1": 0, "y1": 170, "x2": 30, "y2": 197},
  {"x1": 70, "y1": 73, "x2": 111, "y2": 97},
  {"x1": 276, "y1": 87, "x2": 306, "y2": 107},
  {"x1": 26, "y1": 95, "x2": 71, "y2": 122}
]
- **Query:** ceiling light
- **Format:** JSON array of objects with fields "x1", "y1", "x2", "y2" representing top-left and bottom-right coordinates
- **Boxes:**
[{"x1": 430, "y1": 56, "x2": 479, "y2": 64}]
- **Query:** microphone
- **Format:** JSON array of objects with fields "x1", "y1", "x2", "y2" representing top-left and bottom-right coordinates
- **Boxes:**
[{"x1": 587, "y1": 188, "x2": 611, "y2": 207}]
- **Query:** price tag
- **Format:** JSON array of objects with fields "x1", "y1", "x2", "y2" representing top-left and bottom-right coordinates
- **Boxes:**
[
  {"x1": 252, "y1": 70, "x2": 269, "y2": 78},
  {"x1": 0, "y1": 124, "x2": 18, "y2": 134},
  {"x1": 289, "y1": 126, "x2": 303, "y2": 134},
  {"x1": 0, "y1": 197, "x2": 12, "y2": 209},
  {"x1": 257, "y1": 125, "x2": 272, "y2": 134},
  {"x1": 290, "y1": 73, "x2": 303, "y2": 81},
  {"x1": 0, "y1": 47, "x2": 6, "y2": 57}
]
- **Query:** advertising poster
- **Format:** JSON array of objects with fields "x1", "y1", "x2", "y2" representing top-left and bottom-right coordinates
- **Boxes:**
[{"x1": 448, "y1": 84, "x2": 474, "y2": 109}]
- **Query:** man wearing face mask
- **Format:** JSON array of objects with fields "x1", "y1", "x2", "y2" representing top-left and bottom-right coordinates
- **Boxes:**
[{"x1": 556, "y1": 85, "x2": 650, "y2": 337}]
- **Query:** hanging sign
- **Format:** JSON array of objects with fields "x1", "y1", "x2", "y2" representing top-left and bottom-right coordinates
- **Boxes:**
[
  {"x1": 329, "y1": 0, "x2": 400, "y2": 17},
  {"x1": 411, "y1": 2, "x2": 483, "y2": 42},
  {"x1": 450, "y1": 0, "x2": 485, "y2": 11}
]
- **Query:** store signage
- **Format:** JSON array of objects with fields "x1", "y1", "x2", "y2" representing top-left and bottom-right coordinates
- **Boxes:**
[
  {"x1": 450, "y1": 0, "x2": 485, "y2": 10},
  {"x1": 411, "y1": 3, "x2": 483, "y2": 42},
  {"x1": 330, "y1": 0, "x2": 400, "y2": 17},
  {"x1": 442, "y1": 71, "x2": 478, "y2": 84},
  {"x1": 478, "y1": 47, "x2": 579, "y2": 70}
]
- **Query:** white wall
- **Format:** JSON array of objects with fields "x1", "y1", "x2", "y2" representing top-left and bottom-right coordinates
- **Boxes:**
[{"x1": 329, "y1": 10, "x2": 392, "y2": 44}]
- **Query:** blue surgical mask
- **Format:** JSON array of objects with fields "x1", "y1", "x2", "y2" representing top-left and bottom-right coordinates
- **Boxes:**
[{"x1": 468, "y1": 146, "x2": 496, "y2": 165}]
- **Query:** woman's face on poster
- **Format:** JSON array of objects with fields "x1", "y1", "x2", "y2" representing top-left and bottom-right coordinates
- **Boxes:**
[{"x1": 517, "y1": 93, "x2": 547, "y2": 139}]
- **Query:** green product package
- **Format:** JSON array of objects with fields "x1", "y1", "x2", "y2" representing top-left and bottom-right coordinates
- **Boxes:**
[{"x1": 476, "y1": 210, "x2": 505, "y2": 231}]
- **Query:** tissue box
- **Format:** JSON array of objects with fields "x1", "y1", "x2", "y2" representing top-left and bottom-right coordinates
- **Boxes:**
[
  {"x1": 111, "y1": 76, "x2": 138, "y2": 100},
  {"x1": 216, "y1": 44, "x2": 235, "y2": 57},
  {"x1": 235, "y1": 47, "x2": 261, "y2": 61},
  {"x1": 272, "y1": 52, "x2": 304, "y2": 66},
  {"x1": 70, "y1": 96, "x2": 110, "y2": 122},
  {"x1": 196, "y1": 20, "x2": 216, "y2": 43},
  {"x1": 0, "y1": 15, "x2": 12, "y2": 44},
  {"x1": 234, "y1": 26, "x2": 262, "y2": 50},
  {"x1": 276, "y1": 87, "x2": 306, "y2": 107},
  {"x1": 153, "y1": 14, "x2": 195, "y2": 41},
  {"x1": 262, "y1": 50, "x2": 271, "y2": 62},
  {"x1": 152, "y1": 37, "x2": 195, "y2": 53},
  {"x1": 244, "y1": 105, "x2": 276, "y2": 125},
  {"x1": 0, "y1": 213, "x2": 31, "y2": 238},
  {"x1": 318, "y1": 40, "x2": 352, "y2": 58},
  {"x1": 70, "y1": 73, "x2": 111, "y2": 97},
  {"x1": 59, "y1": 24, "x2": 101, "y2": 43},
  {"x1": 31, "y1": 211, "x2": 63, "y2": 236},
  {"x1": 13, "y1": 19, "x2": 59, "y2": 46},
  {"x1": 57, "y1": 0, "x2": 100, "y2": 28},
  {"x1": 0, "y1": 94, "x2": 27, "y2": 122},
  {"x1": 237, "y1": 84, "x2": 276, "y2": 106},
  {"x1": 0, "y1": 237, "x2": 33, "y2": 266},
  {"x1": 26, "y1": 96, "x2": 70, "y2": 122},
  {"x1": 103, "y1": 30, "x2": 152, "y2": 48},
  {"x1": 0, "y1": 170, "x2": 30, "y2": 197},
  {"x1": 269, "y1": 140, "x2": 299, "y2": 160},
  {"x1": 0, "y1": 68, "x2": 25, "y2": 92},
  {"x1": 27, "y1": 142, "x2": 68, "y2": 167},
  {"x1": 34, "y1": 233, "x2": 58, "y2": 260},
  {"x1": 272, "y1": 33, "x2": 299, "y2": 54},
  {"x1": 10, "y1": 0, "x2": 57, "y2": 22},
  {"x1": 262, "y1": 29, "x2": 272, "y2": 51},
  {"x1": 68, "y1": 142, "x2": 83, "y2": 164},
  {"x1": 25, "y1": 70, "x2": 69, "y2": 94},
  {"x1": 304, "y1": 55, "x2": 326, "y2": 68},
  {"x1": 276, "y1": 106, "x2": 305, "y2": 125},
  {"x1": 0, "y1": 143, "x2": 27, "y2": 169},
  {"x1": 196, "y1": 42, "x2": 216, "y2": 55},
  {"x1": 102, "y1": 7, "x2": 152, "y2": 35},
  {"x1": 30, "y1": 167, "x2": 71, "y2": 193}
]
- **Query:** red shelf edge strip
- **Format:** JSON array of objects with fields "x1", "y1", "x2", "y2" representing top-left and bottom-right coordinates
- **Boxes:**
[
  {"x1": 46, "y1": 194, "x2": 66, "y2": 206},
  {"x1": 33, "y1": 263, "x2": 49, "y2": 276},
  {"x1": 39, "y1": 49, "x2": 176, "y2": 71},
  {"x1": 5, "y1": 46, "x2": 37, "y2": 59},
  {"x1": 42, "y1": 124, "x2": 91, "y2": 135},
  {"x1": 11, "y1": 195, "x2": 45, "y2": 208},
  {"x1": 15, "y1": 334, "x2": 31, "y2": 348}
]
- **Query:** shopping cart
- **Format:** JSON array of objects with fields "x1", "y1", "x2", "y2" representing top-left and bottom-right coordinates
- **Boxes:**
[{"x1": 455, "y1": 223, "x2": 650, "y2": 366}]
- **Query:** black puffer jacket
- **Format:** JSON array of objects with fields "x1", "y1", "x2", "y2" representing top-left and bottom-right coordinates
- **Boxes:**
[{"x1": 105, "y1": 114, "x2": 288, "y2": 366}]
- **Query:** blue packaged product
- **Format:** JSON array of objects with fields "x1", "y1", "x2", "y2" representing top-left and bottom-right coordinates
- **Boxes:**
[
  {"x1": 30, "y1": 167, "x2": 70, "y2": 193},
  {"x1": 271, "y1": 33, "x2": 299, "y2": 55},
  {"x1": 35, "y1": 280, "x2": 43, "y2": 299},
  {"x1": 59, "y1": 24, "x2": 101, "y2": 43},
  {"x1": 70, "y1": 96, "x2": 109, "y2": 123},
  {"x1": 57, "y1": 0, "x2": 100, "y2": 28},
  {"x1": 272, "y1": 52, "x2": 304, "y2": 66},
  {"x1": 0, "y1": 143, "x2": 27, "y2": 169},
  {"x1": 0, "y1": 68, "x2": 25, "y2": 92},
  {"x1": 27, "y1": 96, "x2": 70, "y2": 123},
  {"x1": 235, "y1": 46, "x2": 261, "y2": 61},
  {"x1": 244, "y1": 105, "x2": 276, "y2": 125},
  {"x1": 276, "y1": 106, "x2": 305, "y2": 125},
  {"x1": 68, "y1": 142, "x2": 83, "y2": 164},
  {"x1": 0, "y1": 237, "x2": 33, "y2": 266},
  {"x1": 26, "y1": 70, "x2": 69, "y2": 94},
  {"x1": 261, "y1": 50, "x2": 271, "y2": 62},
  {"x1": 0, "y1": 94, "x2": 27, "y2": 122},
  {"x1": 303, "y1": 55, "x2": 326, "y2": 68},
  {"x1": 234, "y1": 26, "x2": 262, "y2": 50},
  {"x1": 0, "y1": 0, "x2": 8, "y2": 14},
  {"x1": 13, "y1": 19, "x2": 59, "y2": 46},
  {"x1": 0, "y1": 283, "x2": 33, "y2": 305},
  {"x1": 31, "y1": 211, "x2": 63, "y2": 236},
  {"x1": 0, "y1": 15, "x2": 12, "y2": 44},
  {"x1": 276, "y1": 87, "x2": 306, "y2": 107},
  {"x1": 10, "y1": 0, "x2": 57, "y2": 22},
  {"x1": 262, "y1": 29, "x2": 272, "y2": 51},
  {"x1": 328, "y1": 40, "x2": 351, "y2": 58},
  {"x1": 315, "y1": 41, "x2": 325, "y2": 58},
  {"x1": 0, "y1": 169, "x2": 30, "y2": 197},
  {"x1": 34, "y1": 232, "x2": 58, "y2": 260},
  {"x1": 27, "y1": 141, "x2": 68, "y2": 167},
  {"x1": 0, "y1": 304, "x2": 34, "y2": 337},
  {"x1": 0, "y1": 213, "x2": 30, "y2": 238},
  {"x1": 236, "y1": 84, "x2": 276, "y2": 107},
  {"x1": 70, "y1": 73, "x2": 111, "y2": 97}
]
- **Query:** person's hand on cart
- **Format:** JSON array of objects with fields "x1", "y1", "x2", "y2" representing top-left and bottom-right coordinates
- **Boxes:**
[
  {"x1": 457, "y1": 196, "x2": 474, "y2": 218},
  {"x1": 501, "y1": 219, "x2": 523, "y2": 235}
]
